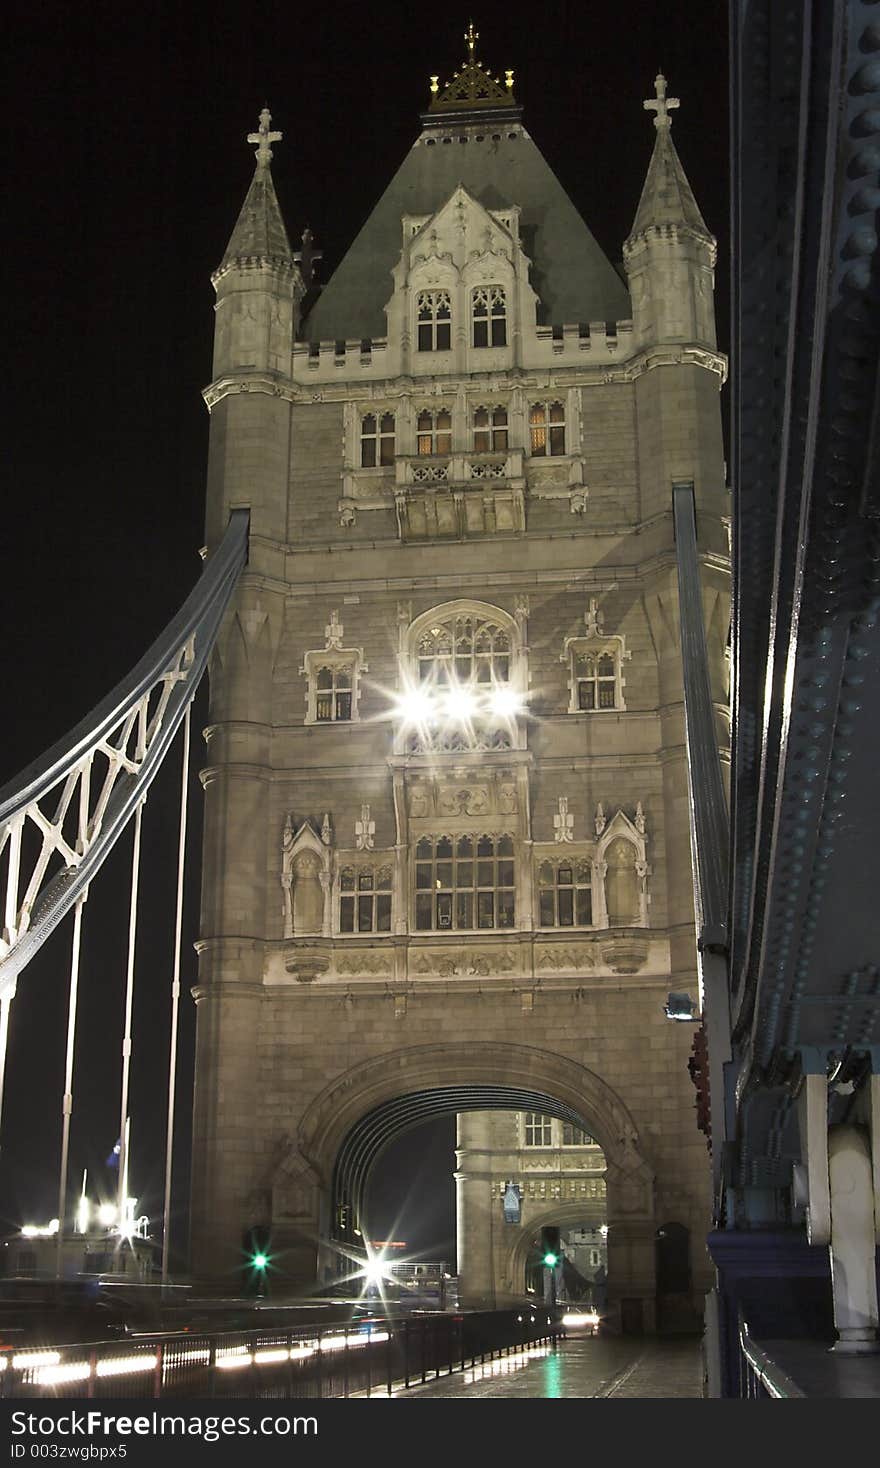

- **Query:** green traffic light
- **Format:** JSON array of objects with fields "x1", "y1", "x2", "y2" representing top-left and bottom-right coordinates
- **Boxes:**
[
  {"x1": 252, "y1": 1252, "x2": 269, "y2": 1270},
  {"x1": 542, "y1": 1251, "x2": 558, "y2": 1268}
]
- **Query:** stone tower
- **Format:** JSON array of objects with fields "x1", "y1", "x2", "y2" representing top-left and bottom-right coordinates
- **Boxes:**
[{"x1": 191, "y1": 36, "x2": 729, "y2": 1331}]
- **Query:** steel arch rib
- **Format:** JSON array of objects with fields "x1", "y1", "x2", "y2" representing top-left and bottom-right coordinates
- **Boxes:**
[{"x1": 0, "y1": 511, "x2": 249, "y2": 995}]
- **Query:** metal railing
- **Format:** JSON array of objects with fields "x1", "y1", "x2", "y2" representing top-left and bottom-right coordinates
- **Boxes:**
[
  {"x1": 0, "y1": 1310, "x2": 560, "y2": 1400},
  {"x1": 737, "y1": 1316, "x2": 806, "y2": 1399}
]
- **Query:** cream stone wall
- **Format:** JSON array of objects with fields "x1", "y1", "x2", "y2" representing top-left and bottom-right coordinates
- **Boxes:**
[{"x1": 192, "y1": 101, "x2": 729, "y2": 1332}]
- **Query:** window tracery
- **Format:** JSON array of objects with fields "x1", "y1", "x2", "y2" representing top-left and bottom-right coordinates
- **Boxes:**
[
  {"x1": 472, "y1": 285, "x2": 507, "y2": 347},
  {"x1": 417, "y1": 291, "x2": 452, "y2": 351}
]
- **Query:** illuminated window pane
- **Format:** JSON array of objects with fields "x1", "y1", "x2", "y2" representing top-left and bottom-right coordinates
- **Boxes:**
[{"x1": 530, "y1": 400, "x2": 565, "y2": 456}]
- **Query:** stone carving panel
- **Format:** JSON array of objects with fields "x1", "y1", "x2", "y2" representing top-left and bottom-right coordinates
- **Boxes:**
[{"x1": 411, "y1": 949, "x2": 517, "y2": 977}]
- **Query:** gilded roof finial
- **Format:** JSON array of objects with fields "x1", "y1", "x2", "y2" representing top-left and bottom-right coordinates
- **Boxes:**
[
  {"x1": 427, "y1": 24, "x2": 516, "y2": 112},
  {"x1": 247, "y1": 106, "x2": 282, "y2": 167},
  {"x1": 643, "y1": 73, "x2": 680, "y2": 130}
]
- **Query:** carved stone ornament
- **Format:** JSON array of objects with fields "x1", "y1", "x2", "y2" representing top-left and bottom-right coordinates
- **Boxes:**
[
  {"x1": 335, "y1": 951, "x2": 393, "y2": 977},
  {"x1": 411, "y1": 949, "x2": 516, "y2": 977},
  {"x1": 537, "y1": 945, "x2": 596, "y2": 971},
  {"x1": 553, "y1": 795, "x2": 574, "y2": 843},
  {"x1": 355, "y1": 803, "x2": 375, "y2": 850},
  {"x1": 595, "y1": 803, "x2": 607, "y2": 837},
  {"x1": 437, "y1": 785, "x2": 490, "y2": 816},
  {"x1": 599, "y1": 937, "x2": 650, "y2": 975},
  {"x1": 283, "y1": 940, "x2": 331, "y2": 983}
]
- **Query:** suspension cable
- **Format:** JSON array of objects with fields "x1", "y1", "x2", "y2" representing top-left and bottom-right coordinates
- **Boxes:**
[{"x1": 162, "y1": 703, "x2": 191, "y2": 1288}]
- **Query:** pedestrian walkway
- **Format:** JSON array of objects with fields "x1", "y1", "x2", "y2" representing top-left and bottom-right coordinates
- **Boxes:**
[{"x1": 373, "y1": 1333, "x2": 704, "y2": 1400}]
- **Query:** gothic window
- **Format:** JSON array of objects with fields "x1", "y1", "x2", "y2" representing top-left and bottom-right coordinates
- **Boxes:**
[
  {"x1": 529, "y1": 400, "x2": 566, "y2": 456},
  {"x1": 360, "y1": 412, "x2": 395, "y2": 468},
  {"x1": 339, "y1": 865, "x2": 392, "y2": 934},
  {"x1": 523, "y1": 1113, "x2": 553, "y2": 1147},
  {"x1": 417, "y1": 290, "x2": 452, "y2": 351},
  {"x1": 537, "y1": 860, "x2": 593, "y2": 927},
  {"x1": 472, "y1": 286, "x2": 507, "y2": 347},
  {"x1": 473, "y1": 405, "x2": 509, "y2": 453},
  {"x1": 562, "y1": 1122, "x2": 594, "y2": 1146},
  {"x1": 417, "y1": 614, "x2": 511, "y2": 686},
  {"x1": 574, "y1": 650, "x2": 619, "y2": 710},
  {"x1": 314, "y1": 664, "x2": 353, "y2": 722},
  {"x1": 417, "y1": 408, "x2": 453, "y2": 456},
  {"x1": 302, "y1": 613, "x2": 366, "y2": 725},
  {"x1": 414, "y1": 834, "x2": 515, "y2": 931}
]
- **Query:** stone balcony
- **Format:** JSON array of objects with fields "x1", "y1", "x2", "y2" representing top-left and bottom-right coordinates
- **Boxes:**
[{"x1": 393, "y1": 450, "x2": 525, "y2": 539}]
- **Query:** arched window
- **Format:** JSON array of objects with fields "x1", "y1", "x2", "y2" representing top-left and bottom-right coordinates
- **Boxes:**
[
  {"x1": 537, "y1": 859, "x2": 593, "y2": 927},
  {"x1": 473, "y1": 405, "x2": 509, "y2": 453},
  {"x1": 315, "y1": 664, "x2": 352, "y2": 722},
  {"x1": 417, "y1": 291, "x2": 452, "y2": 351},
  {"x1": 360, "y1": 412, "x2": 395, "y2": 467},
  {"x1": 529, "y1": 400, "x2": 566, "y2": 456},
  {"x1": 417, "y1": 614, "x2": 511, "y2": 686},
  {"x1": 417, "y1": 408, "x2": 453, "y2": 456},
  {"x1": 472, "y1": 286, "x2": 507, "y2": 347},
  {"x1": 575, "y1": 651, "x2": 618, "y2": 710},
  {"x1": 414, "y1": 834, "x2": 515, "y2": 930}
]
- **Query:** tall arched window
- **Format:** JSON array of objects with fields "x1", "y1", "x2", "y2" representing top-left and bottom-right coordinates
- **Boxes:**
[
  {"x1": 472, "y1": 286, "x2": 507, "y2": 347},
  {"x1": 417, "y1": 614, "x2": 511, "y2": 686},
  {"x1": 417, "y1": 291, "x2": 452, "y2": 351},
  {"x1": 575, "y1": 651, "x2": 617, "y2": 710}
]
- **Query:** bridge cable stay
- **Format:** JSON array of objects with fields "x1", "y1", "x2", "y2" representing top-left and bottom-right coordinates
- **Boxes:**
[{"x1": 0, "y1": 508, "x2": 249, "y2": 1278}]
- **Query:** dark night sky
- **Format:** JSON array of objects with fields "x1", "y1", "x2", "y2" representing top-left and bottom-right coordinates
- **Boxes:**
[{"x1": 2, "y1": 1, "x2": 729, "y2": 1265}]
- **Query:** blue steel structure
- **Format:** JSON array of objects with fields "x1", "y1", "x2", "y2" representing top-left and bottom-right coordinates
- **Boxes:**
[{"x1": 676, "y1": 0, "x2": 880, "y2": 1395}]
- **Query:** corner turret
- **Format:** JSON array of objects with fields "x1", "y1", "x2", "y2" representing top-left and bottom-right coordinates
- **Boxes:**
[
  {"x1": 209, "y1": 109, "x2": 304, "y2": 382},
  {"x1": 623, "y1": 76, "x2": 717, "y2": 350}
]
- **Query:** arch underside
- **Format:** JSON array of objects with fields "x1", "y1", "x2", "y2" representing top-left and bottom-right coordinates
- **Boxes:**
[{"x1": 333, "y1": 1085, "x2": 600, "y2": 1237}]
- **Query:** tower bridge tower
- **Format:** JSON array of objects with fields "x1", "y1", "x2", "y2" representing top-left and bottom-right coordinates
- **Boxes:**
[{"x1": 192, "y1": 38, "x2": 729, "y2": 1328}]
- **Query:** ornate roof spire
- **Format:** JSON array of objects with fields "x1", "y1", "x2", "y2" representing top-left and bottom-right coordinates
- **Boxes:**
[
  {"x1": 247, "y1": 106, "x2": 282, "y2": 168},
  {"x1": 426, "y1": 23, "x2": 516, "y2": 114},
  {"x1": 627, "y1": 74, "x2": 711, "y2": 242},
  {"x1": 216, "y1": 104, "x2": 294, "y2": 275},
  {"x1": 643, "y1": 73, "x2": 679, "y2": 131}
]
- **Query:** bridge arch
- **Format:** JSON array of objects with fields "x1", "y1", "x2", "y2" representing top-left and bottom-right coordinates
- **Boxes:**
[{"x1": 270, "y1": 1041, "x2": 656, "y2": 1320}]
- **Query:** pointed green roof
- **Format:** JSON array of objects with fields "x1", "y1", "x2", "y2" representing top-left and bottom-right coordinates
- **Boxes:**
[
  {"x1": 217, "y1": 108, "x2": 294, "y2": 273},
  {"x1": 304, "y1": 127, "x2": 630, "y2": 341},
  {"x1": 629, "y1": 75, "x2": 712, "y2": 241}
]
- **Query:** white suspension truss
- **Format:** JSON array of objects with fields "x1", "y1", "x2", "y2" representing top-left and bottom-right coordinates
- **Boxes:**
[{"x1": 0, "y1": 510, "x2": 248, "y2": 998}]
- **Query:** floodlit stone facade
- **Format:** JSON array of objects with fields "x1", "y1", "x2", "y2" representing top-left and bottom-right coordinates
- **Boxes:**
[{"x1": 192, "y1": 45, "x2": 729, "y2": 1331}]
